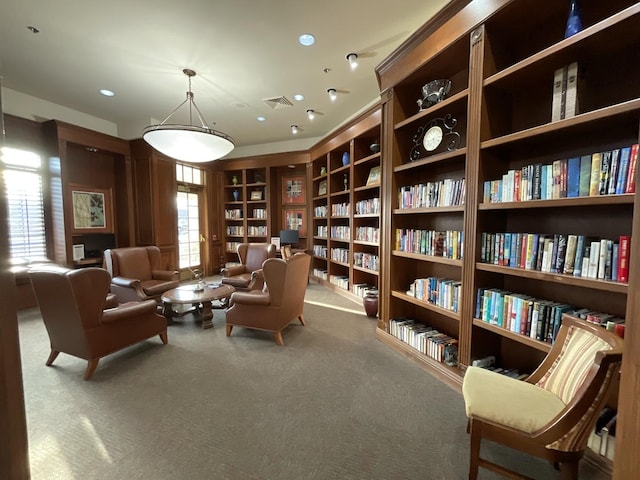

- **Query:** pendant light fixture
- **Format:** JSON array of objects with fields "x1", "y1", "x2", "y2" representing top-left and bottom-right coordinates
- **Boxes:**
[{"x1": 143, "y1": 69, "x2": 234, "y2": 163}]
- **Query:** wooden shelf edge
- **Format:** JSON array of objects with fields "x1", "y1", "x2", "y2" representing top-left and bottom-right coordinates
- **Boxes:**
[
  {"x1": 393, "y1": 206, "x2": 465, "y2": 214},
  {"x1": 394, "y1": 89, "x2": 469, "y2": 130},
  {"x1": 472, "y1": 319, "x2": 551, "y2": 353},
  {"x1": 353, "y1": 266, "x2": 379, "y2": 276},
  {"x1": 391, "y1": 290, "x2": 461, "y2": 321},
  {"x1": 393, "y1": 250, "x2": 462, "y2": 266},
  {"x1": 394, "y1": 147, "x2": 467, "y2": 172},
  {"x1": 309, "y1": 278, "x2": 366, "y2": 308},
  {"x1": 478, "y1": 194, "x2": 635, "y2": 210},
  {"x1": 376, "y1": 328, "x2": 463, "y2": 393}
]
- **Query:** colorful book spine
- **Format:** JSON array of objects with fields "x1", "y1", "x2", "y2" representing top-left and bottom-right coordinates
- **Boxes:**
[{"x1": 618, "y1": 236, "x2": 631, "y2": 283}]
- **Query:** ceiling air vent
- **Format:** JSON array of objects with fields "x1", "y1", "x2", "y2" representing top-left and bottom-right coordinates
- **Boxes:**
[{"x1": 263, "y1": 96, "x2": 294, "y2": 109}]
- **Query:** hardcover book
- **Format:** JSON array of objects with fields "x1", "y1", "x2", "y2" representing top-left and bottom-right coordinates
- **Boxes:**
[
  {"x1": 589, "y1": 152, "x2": 601, "y2": 196},
  {"x1": 579, "y1": 155, "x2": 591, "y2": 197}
]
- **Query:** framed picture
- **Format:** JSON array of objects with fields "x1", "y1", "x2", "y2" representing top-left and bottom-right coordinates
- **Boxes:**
[
  {"x1": 250, "y1": 190, "x2": 263, "y2": 201},
  {"x1": 270, "y1": 236, "x2": 281, "y2": 251},
  {"x1": 366, "y1": 166, "x2": 381, "y2": 186},
  {"x1": 318, "y1": 179, "x2": 327, "y2": 196},
  {"x1": 283, "y1": 209, "x2": 306, "y2": 236},
  {"x1": 68, "y1": 184, "x2": 113, "y2": 233},
  {"x1": 282, "y1": 176, "x2": 305, "y2": 204}
]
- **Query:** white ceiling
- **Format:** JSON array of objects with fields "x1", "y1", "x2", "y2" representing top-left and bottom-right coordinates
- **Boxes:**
[{"x1": 0, "y1": 0, "x2": 450, "y2": 157}]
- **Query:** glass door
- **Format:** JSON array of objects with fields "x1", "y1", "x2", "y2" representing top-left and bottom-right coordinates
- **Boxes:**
[{"x1": 177, "y1": 189, "x2": 204, "y2": 278}]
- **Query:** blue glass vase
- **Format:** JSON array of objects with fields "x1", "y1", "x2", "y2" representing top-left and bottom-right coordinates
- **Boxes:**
[
  {"x1": 342, "y1": 152, "x2": 350, "y2": 166},
  {"x1": 564, "y1": 0, "x2": 583, "y2": 38}
]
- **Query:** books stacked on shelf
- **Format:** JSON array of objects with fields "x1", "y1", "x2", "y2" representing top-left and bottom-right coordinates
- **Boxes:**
[
  {"x1": 314, "y1": 205, "x2": 328, "y2": 217},
  {"x1": 355, "y1": 226, "x2": 379, "y2": 243},
  {"x1": 389, "y1": 317, "x2": 458, "y2": 366},
  {"x1": 329, "y1": 274, "x2": 349, "y2": 290},
  {"x1": 353, "y1": 283, "x2": 377, "y2": 297},
  {"x1": 312, "y1": 268, "x2": 328, "y2": 280},
  {"x1": 355, "y1": 197, "x2": 380, "y2": 215},
  {"x1": 313, "y1": 245, "x2": 328, "y2": 258},
  {"x1": 330, "y1": 226, "x2": 350, "y2": 241},
  {"x1": 226, "y1": 225, "x2": 244, "y2": 236},
  {"x1": 588, "y1": 407, "x2": 617, "y2": 461},
  {"x1": 226, "y1": 242, "x2": 240, "y2": 253},
  {"x1": 480, "y1": 232, "x2": 631, "y2": 283},
  {"x1": 483, "y1": 144, "x2": 638, "y2": 203},
  {"x1": 572, "y1": 308, "x2": 626, "y2": 338},
  {"x1": 353, "y1": 252, "x2": 379, "y2": 271},
  {"x1": 316, "y1": 225, "x2": 328, "y2": 238},
  {"x1": 224, "y1": 209, "x2": 243, "y2": 219},
  {"x1": 551, "y1": 61, "x2": 580, "y2": 122},
  {"x1": 331, "y1": 202, "x2": 350, "y2": 216},
  {"x1": 247, "y1": 225, "x2": 267, "y2": 236},
  {"x1": 252, "y1": 208, "x2": 267, "y2": 219},
  {"x1": 398, "y1": 178, "x2": 466, "y2": 209},
  {"x1": 330, "y1": 247, "x2": 349, "y2": 263},
  {"x1": 395, "y1": 229, "x2": 463, "y2": 259},
  {"x1": 476, "y1": 288, "x2": 625, "y2": 342},
  {"x1": 471, "y1": 356, "x2": 529, "y2": 380},
  {"x1": 408, "y1": 277, "x2": 461, "y2": 313}
]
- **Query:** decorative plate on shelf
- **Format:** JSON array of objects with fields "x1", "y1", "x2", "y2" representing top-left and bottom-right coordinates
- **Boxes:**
[{"x1": 409, "y1": 114, "x2": 461, "y2": 162}]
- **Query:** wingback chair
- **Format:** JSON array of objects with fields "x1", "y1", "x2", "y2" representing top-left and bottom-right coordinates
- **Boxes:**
[
  {"x1": 462, "y1": 314, "x2": 623, "y2": 480},
  {"x1": 226, "y1": 253, "x2": 310, "y2": 345},
  {"x1": 221, "y1": 242, "x2": 276, "y2": 291},
  {"x1": 29, "y1": 265, "x2": 168, "y2": 380},
  {"x1": 103, "y1": 246, "x2": 179, "y2": 303}
]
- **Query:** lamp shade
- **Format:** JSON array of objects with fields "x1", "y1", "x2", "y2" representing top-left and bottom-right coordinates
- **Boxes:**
[
  {"x1": 279, "y1": 229, "x2": 299, "y2": 245},
  {"x1": 142, "y1": 124, "x2": 234, "y2": 163}
]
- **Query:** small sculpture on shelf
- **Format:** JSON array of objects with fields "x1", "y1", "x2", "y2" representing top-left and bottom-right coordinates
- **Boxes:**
[
  {"x1": 232, "y1": 175, "x2": 239, "y2": 185},
  {"x1": 320, "y1": 166, "x2": 327, "y2": 176},
  {"x1": 254, "y1": 171, "x2": 265, "y2": 183},
  {"x1": 343, "y1": 174, "x2": 348, "y2": 191},
  {"x1": 417, "y1": 79, "x2": 451, "y2": 112},
  {"x1": 565, "y1": 0, "x2": 583, "y2": 38},
  {"x1": 232, "y1": 190, "x2": 240, "y2": 201}
]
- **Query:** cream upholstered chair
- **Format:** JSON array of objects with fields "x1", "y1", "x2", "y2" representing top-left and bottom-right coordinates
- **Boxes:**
[
  {"x1": 225, "y1": 253, "x2": 310, "y2": 345},
  {"x1": 462, "y1": 314, "x2": 623, "y2": 480}
]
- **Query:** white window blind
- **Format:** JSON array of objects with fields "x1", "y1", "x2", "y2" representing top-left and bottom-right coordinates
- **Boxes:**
[{"x1": 1, "y1": 147, "x2": 47, "y2": 260}]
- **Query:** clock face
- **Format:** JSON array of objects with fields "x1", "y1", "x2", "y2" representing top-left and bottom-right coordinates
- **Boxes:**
[{"x1": 423, "y1": 125, "x2": 443, "y2": 152}]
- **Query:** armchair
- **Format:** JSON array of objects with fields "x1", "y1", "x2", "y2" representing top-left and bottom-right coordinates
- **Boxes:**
[
  {"x1": 462, "y1": 314, "x2": 623, "y2": 480},
  {"x1": 29, "y1": 265, "x2": 168, "y2": 380},
  {"x1": 221, "y1": 242, "x2": 276, "y2": 291},
  {"x1": 103, "y1": 246, "x2": 179, "y2": 303},
  {"x1": 226, "y1": 253, "x2": 310, "y2": 345}
]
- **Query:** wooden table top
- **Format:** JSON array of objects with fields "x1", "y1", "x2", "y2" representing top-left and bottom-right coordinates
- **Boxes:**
[{"x1": 161, "y1": 283, "x2": 235, "y2": 304}]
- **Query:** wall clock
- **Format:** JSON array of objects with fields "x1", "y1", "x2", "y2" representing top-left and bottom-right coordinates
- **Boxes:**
[{"x1": 409, "y1": 114, "x2": 461, "y2": 162}]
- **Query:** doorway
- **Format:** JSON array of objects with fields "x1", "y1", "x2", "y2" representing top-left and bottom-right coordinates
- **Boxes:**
[{"x1": 177, "y1": 189, "x2": 204, "y2": 279}]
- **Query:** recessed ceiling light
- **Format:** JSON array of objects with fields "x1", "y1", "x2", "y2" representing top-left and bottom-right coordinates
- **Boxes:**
[
  {"x1": 298, "y1": 33, "x2": 315, "y2": 46},
  {"x1": 306, "y1": 109, "x2": 315, "y2": 120},
  {"x1": 293, "y1": 94, "x2": 305, "y2": 102},
  {"x1": 26, "y1": 26, "x2": 40, "y2": 34},
  {"x1": 99, "y1": 89, "x2": 115, "y2": 97},
  {"x1": 256, "y1": 116, "x2": 266, "y2": 122},
  {"x1": 291, "y1": 125, "x2": 299, "y2": 134},
  {"x1": 327, "y1": 88, "x2": 337, "y2": 101}
]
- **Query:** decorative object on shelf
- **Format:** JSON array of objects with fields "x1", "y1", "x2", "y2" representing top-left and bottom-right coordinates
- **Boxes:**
[
  {"x1": 232, "y1": 175, "x2": 239, "y2": 185},
  {"x1": 318, "y1": 180, "x2": 327, "y2": 196},
  {"x1": 253, "y1": 171, "x2": 265, "y2": 183},
  {"x1": 283, "y1": 209, "x2": 306, "y2": 236},
  {"x1": 142, "y1": 68, "x2": 234, "y2": 163},
  {"x1": 409, "y1": 114, "x2": 461, "y2": 161},
  {"x1": 270, "y1": 236, "x2": 281, "y2": 251},
  {"x1": 366, "y1": 166, "x2": 381, "y2": 186},
  {"x1": 417, "y1": 79, "x2": 451, "y2": 112},
  {"x1": 564, "y1": 0, "x2": 583, "y2": 38},
  {"x1": 363, "y1": 289, "x2": 379, "y2": 318},
  {"x1": 320, "y1": 166, "x2": 327, "y2": 176},
  {"x1": 343, "y1": 173, "x2": 348, "y2": 191},
  {"x1": 369, "y1": 142, "x2": 380, "y2": 153},
  {"x1": 342, "y1": 151, "x2": 350, "y2": 166},
  {"x1": 282, "y1": 176, "x2": 305, "y2": 204},
  {"x1": 68, "y1": 184, "x2": 114, "y2": 234},
  {"x1": 232, "y1": 190, "x2": 240, "y2": 201},
  {"x1": 250, "y1": 190, "x2": 262, "y2": 201}
]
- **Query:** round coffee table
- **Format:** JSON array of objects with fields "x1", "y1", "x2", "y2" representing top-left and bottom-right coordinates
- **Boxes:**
[{"x1": 161, "y1": 283, "x2": 235, "y2": 329}]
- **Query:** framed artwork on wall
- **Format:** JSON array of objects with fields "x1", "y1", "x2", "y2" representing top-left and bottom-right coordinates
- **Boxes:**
[
  {"x1": 283, "y1": 209, "x2": 306, "y2": 236},
  {"x1": 68, "y1": 184, "x2": 114, "y2": 234},
  {"x1": 282, "y1": 176, "x2": 305, "y2": 204},
  {"x1": 318, "y1": 179, "x2": 327, "y2": 196}
]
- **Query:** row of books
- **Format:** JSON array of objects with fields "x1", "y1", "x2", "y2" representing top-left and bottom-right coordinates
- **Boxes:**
[
  {"x1": 330, "y1": 226, "x2": 350, "y2": 240},
  {"x1": 329, "y1": 274, "x2": 349, "y2": 290},
  {"x1": 407, "y1": 277, "x2": 461, "y2": 313},
  {"x1": 246, "y1": 226, "x2": 267, "y2": 236},
  {"x1": 355, "y1": 226, "x2": 380, "y2": 243},
  {"x1": 398, "y1": 178, "x2": 466, "y2": 209},
  {"x1": 330, "y1": 248, "x2": 349, "y2": 263},
  {"x1": 314, "y1": 205, "x2": 327, "y2": 217},
  {"x1": 353, "y1": 283, "x2": 377, "y2": 298},
  {"x1": 353, "y1": 252, "x2": 379, "y2": 272},
  {"x1": 355, "y1": 197, "x2": 380, "y2": 215},
  {"x1": 389, "y1": 318, "x2": 459, "y2": 366},
  {"x1": 312, "y1": 268, "x2": 328, "y2": 280},
  {"x1": 483, "y1": 144, "x2": 638, "y2": 203},
  {"x1": 313, "y1": 245, "x2": 327, "y2": 258},
  {"x1": 480, "y1": 232, "x2": 631, "y2": 283},
  {"x1": 476, "y1": 288, "x2": 625, "y2": 343},
  {"x1": 331, "y1": 202, "x2": 350, "y2": 216},
  {"x1": 395, "y1": 229, "x2": 464, "y2": 260},
  {"x1": 224, "y1": 209, "x2": 243, "y2": 219}
]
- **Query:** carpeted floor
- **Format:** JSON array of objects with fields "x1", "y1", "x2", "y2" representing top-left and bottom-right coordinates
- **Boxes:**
[{"x1": 17, "y1": 282, "x2": 610, "y2": 480}]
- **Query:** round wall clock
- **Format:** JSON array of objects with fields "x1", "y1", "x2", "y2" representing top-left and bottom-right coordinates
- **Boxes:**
[{"x1": 423, "y1": 125, "x2": 443, "y2": 151}]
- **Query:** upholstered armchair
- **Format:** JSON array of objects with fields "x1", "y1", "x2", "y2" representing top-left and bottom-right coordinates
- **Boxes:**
[
  {"x1": 103, "y1": 246, "x2": 179, "y2": 303},
  {"x1": 29, "y1": 265, "x2": 168, "y2": 380},
  {"x1": 221, "y1": 242, "x2": 276, "y2": 291},
  {"x1": 226, "y1": 253, "x2": 310, "y2": 345},
  {"x1": 462, "y1": 314, "x2": 623, "y2": 480}
]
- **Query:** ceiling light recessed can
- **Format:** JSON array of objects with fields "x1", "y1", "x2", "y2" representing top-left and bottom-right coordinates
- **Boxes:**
[
  {"x1": 293, "y1": 94, "x2": 305, "y2": 102},
  {"x1": 99, "y1": 89, "x2": 115, "y2": 97},
  {"x1": 256, "y1": 116, "x2": 266, "y2": 122},
  {"x1": 298, "y1": 33, "x2": 315, "y2": 46}
]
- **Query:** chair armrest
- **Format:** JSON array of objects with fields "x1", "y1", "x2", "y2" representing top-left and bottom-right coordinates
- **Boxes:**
[
  {"x1": 111, "y1": 276, "x2": 142, "y2": 288},
  {"x1": 245, "y1": 269, "x2": 265, "y2": 291},
  {"x1": 104, "y1": 293, "x2": 119, "y2": 309},
  {"x1": 230, "y1": 291, "x2": 271, "y2": 306},
  {"x1": 152, "y1": 269, "x2": 179, "y2": 281},
  {"x1": 101, "y1": 299, "x2": 158, "y2": 324},
  {"x1": 222, "y1": 265, "x2": 245, "y2": 277}
]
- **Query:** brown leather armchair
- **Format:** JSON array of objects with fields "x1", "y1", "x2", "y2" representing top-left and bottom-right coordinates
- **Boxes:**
[
  {"x1": 221, "y1": 242, "x2": 276, "y2": 291},
  {"x1": 29, "y1": 265, "x2": 168, "y2": 380},
  {"x1": 103, "y1": 246, "x2": 179, "y2": 303},
  {"x1": 226, "y1": 253, "x2": 311, "y2": 345}
]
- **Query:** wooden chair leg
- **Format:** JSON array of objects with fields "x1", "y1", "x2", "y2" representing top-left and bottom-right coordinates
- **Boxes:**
[
  {"x1": 468, "y1": 419, "x2": 482, "y2": 480},
  {"x1": 84, "y1": 359, "x2": 99, "y2": 381},
  {"x1": 226, "y1": 324, "x2": 233, "y2": 336},
  {"x1": 559, "y1": 461, "x2": 579, "y2": 480},
  {"x1": 46, "y1": 350, "x2": 60, "y2": 366},
  {"x1": 274, "y1": 331, "x2": 284, "y2": 346},
  {"x1": 298, "y1": 314, "x2": 305, "y2": 326},
  {"x1": 159, "y1": 331, "x2": 168, "y2": 344}
]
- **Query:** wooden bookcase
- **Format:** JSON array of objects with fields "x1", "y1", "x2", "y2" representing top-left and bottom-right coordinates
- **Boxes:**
[
  {"x1": 309, "y1": 107, "x2": 382, "y2": 303},
  {"x1": 376, "y1": 0, "x2": 640, "y2": 396}
]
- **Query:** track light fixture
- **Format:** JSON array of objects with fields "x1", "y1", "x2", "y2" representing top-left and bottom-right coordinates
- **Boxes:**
[
  {"x1": 327, "y1": 88, "x2": 337, "y2": 101},
  {"x1": 306, "y1": 109, "x2": 315, "y2": 120},
  {"x1": 346, "y1": 53, "x2": 358, "y2": 70}
]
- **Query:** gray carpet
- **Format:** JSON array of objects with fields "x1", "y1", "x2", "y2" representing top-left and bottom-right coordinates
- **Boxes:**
[{"x1": 17, "y1": 282, "x2": 610, "y2": 480}]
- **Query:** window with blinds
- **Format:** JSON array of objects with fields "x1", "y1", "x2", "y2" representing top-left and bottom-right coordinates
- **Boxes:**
[{"x1": 1, "y1": 147, "x2": 47, "y2": 260}]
